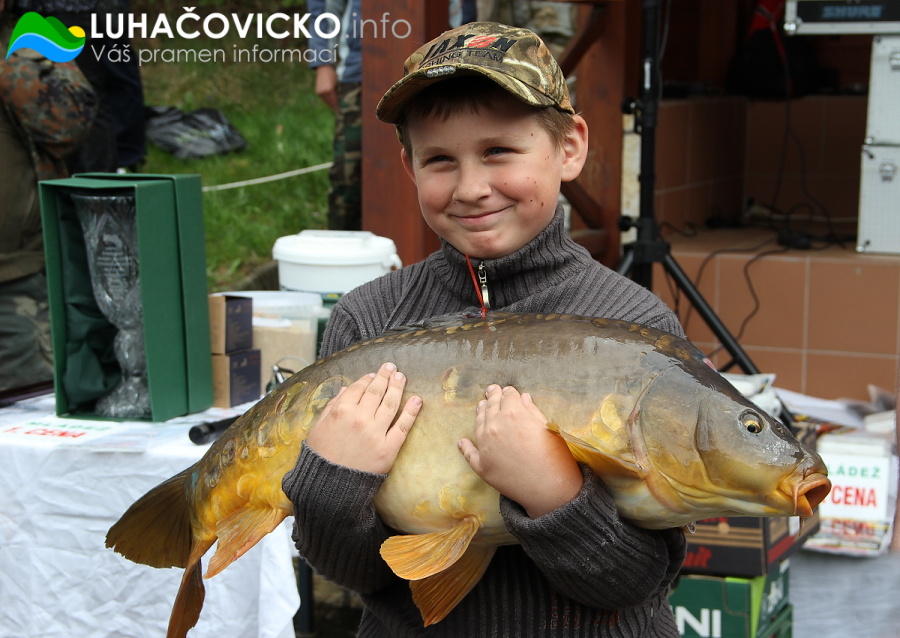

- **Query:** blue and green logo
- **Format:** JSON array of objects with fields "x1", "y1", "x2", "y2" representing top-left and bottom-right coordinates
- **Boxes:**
[{"x1": 6, "y1": 12, "x2": 85, "y2": 62}]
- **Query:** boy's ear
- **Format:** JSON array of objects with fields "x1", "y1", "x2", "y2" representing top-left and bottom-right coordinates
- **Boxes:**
[
  {"x1": 560, "y1": 115, "x2": 589, "y2": 183},
  {"x1": 400, "y1": 147, "x2": 417, "y2": 185}
]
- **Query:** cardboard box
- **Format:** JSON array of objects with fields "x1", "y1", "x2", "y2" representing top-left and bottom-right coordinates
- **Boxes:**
[
  {"x1": 252, "y1": 319, "x2": 317, "y2": 385},
  {"x1": 681, "y1": 421, "x2": 821, "y2": 577},
  {"x1": 39, "y1": 174, "x2": 213, "y2": 421},
  {"x1": 209, "y1": 295, "x2": 253, "y2": 354},
  {"x1": 805, "y1": 429, "x2": 899, "y2": 556},
  {"x1": 759, "y1": 604, "x2": 792, "y2": 638},
  {"x1": 681, "y1": 511, "x2": 818, "y2": 577},
  {"x1": 669, "y1": 562, "x2": 790, "y2": 637},
  {"x1": 212, "y1": 350, "x2": 261, "y2": 408}
]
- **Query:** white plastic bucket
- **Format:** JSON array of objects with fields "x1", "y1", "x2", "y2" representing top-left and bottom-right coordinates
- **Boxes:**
[{"x1": 272, "y1": 230, "x2": 402, "y2": 298}]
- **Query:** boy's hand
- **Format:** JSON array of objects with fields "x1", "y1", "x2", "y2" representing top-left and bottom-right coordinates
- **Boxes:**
[
  {"x1": 306, "y1": 362, "x2": 422, "y2": 474},
  {"x1": 458, "y1": 385, "x2": 583, "y2": 519}
]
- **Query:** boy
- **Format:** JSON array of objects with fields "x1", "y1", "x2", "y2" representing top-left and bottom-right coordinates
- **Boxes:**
[{"x1": 283, "y1": 22, "x2": 686, "y2": 637}]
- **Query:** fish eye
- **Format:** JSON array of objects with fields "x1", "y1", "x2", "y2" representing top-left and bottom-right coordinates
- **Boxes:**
[{"x1": 741, "y1": 411, "x2": 763, "y2": 434}]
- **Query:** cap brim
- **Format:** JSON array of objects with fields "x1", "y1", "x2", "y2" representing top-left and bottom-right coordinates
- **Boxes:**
[{"x1": 376, "y1": 64, "x2": 560, "y2": 124}]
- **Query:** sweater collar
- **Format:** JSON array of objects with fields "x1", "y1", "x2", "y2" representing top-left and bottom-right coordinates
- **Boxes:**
[{"x1": 429, "y1": 206, "x2": 595, "y2": 309}]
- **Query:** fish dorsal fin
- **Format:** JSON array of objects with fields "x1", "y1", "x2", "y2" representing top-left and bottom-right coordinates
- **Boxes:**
[
  {"x1": 546, "y1": 421, "x2": 646, "y2": 479},
  {"x1": 205, "y1": 505, "x2": 289, "y2": 578},
  {"x1": 410, "y1": 543, "x2": 496, "y2": 626},
  {"x1": 380, "y1": 515, "x2": 480, "y2": 580}
]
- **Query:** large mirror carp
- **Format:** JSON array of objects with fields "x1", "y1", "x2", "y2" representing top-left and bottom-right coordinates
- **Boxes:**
[{"x1": 106, "y1": 312, "x2": 831, "y2": 636}]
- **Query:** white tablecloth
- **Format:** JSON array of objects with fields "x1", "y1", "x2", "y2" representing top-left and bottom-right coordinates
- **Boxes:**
[{"x1": 0, "y1": 396, "x2": 300, "y2": 638}]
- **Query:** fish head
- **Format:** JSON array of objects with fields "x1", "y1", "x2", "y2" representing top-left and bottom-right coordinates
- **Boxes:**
[
  {"x1": 634, "y1": 358, "x2": 830, "y2": 523},
  {"x1": 692, "y1": 389, "x2": 831, "y2": 517}
]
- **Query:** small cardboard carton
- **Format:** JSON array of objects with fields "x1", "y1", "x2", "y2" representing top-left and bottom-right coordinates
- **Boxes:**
[
  {"x1": 669, "y1": 561, "x2": 791, "y2": 637},
  {"x1": 212, "y1": 349, "x2": 261, "y2": 408},
  {"x1": 681, "y1": 510, "x2": 818, "y2": 578},
  {"x1": 209, "y1": 294, "x2": 253, "y2": 354},
  {"x1": 39, "y1": 174, "x2": 212, "y2": 421}
]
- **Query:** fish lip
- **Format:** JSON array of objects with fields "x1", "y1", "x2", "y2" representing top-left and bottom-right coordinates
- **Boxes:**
[{"x1": 782, "y1": 472, "x2": 831, "y2": 518}]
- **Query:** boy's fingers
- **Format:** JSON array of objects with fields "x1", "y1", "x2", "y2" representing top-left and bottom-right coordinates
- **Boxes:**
[
  {"x1": 319, "y1": 386, "x2": 347, "y2": 420},
  {"x1": 457, "y1": 438, "x2": 481, "y2": 472},
  {"x1": 385, "y1": 395, "x2": 422, "y2": 449},
  {"x1": 360, "y1": 362, "x2": 397, "y2": 408},
  {"x1": 341, "y1": 372, "x2": 378, "y2": 404},
  {"x1": 520, "y1": 392, "x2": 548, "y2": 423},
  {"x1": 374, "y1": 369, "x2": 407, "y2": 423},
  {"x1": 483, "y1": 384, "x2": 503, "y2": 412},
  {"x1": 499, "y1": 385, "x2": 521, "y2": 403}
]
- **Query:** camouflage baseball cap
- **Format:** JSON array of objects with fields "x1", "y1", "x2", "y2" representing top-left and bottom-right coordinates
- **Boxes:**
[{"x1": 376, "y1": 21, "x2": 574, "y2": 124}]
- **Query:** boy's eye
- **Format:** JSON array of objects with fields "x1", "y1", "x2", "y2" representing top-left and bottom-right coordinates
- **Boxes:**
[
  {"x1": 486, "y1": 147, "x2": 512, "y2": 156},
  {"x1": 424, "y1": 154, "x2": 451, "y2": 165}
]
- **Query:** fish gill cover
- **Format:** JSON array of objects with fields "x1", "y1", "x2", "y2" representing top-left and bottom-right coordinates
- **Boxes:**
[{"x1": 6, "y1": 12, "x2": 85, "y2": 62}]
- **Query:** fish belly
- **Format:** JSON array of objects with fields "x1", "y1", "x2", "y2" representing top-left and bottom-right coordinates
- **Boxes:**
[{"x1": 373, "y1": 407, "x2": 515, "y2": 546}]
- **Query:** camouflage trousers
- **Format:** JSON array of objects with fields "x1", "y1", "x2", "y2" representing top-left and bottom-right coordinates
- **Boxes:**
[
  {"x1": 327, "y1": 82, "x2": 362, "y2": 231},
  {"x1": 0, "y1": 272, "x2": 53, "y2": 392}
]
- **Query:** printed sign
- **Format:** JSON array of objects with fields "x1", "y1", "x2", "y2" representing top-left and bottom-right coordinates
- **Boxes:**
[{"x1": 819, "y1": 452, "x2": 896, "y2": 521}]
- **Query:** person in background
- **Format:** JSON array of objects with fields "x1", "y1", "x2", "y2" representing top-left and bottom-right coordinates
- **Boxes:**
[
  {"x1": 478, "y1": 0, "x2": 576, "y2": 59},
  {"x1": 12, "y1": 0, "x2": 146, "y2": 172},
  {"x1": 283, "y1": 22, "x2": 686, "y2": 637},
  {"x1": 0, "y1": 0, "x2": 97, "y2": 392},
  {"x1": 308, "y1": 0, "x2": 362, "y2": 231}
]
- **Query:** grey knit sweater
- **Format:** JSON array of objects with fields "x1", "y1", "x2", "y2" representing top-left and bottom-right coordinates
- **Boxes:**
[{"x1": 282, "y1": 209, "x2": 687, "y2": 637}]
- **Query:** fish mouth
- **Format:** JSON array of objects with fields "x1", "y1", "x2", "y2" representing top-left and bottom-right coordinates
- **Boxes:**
[{"x1": 781, "y1": 472, "x2": 831, "y2": 518}]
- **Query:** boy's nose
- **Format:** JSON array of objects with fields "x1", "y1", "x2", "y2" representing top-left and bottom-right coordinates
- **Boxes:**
[{"x1": 453, "y1": 165, "x2": 491, "y2": 203}]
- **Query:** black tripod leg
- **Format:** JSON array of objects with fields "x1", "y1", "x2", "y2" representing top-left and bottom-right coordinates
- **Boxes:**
[
  {"x1": 661, "y1": 252, "x2": 759, "y2": 374},
  {"x1": 661, "y1": 252, "x2": 796, "y2": 426},
  {"x1": 617, "y1": 247, "x2": 635, "y2": 277}
]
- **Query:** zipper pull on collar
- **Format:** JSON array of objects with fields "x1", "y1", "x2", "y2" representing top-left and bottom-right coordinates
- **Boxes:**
[
  {"x1": 464, "y1": 254, "x2": 489, "y2": 317},
  {"x1": 477, "y1": 263, "x2": 491, "y2": 310}
]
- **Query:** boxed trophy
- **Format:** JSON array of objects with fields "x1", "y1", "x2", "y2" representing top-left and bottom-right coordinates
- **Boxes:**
[{"x1": 39, "y1": 174, "x2": 213, "y2": 421}]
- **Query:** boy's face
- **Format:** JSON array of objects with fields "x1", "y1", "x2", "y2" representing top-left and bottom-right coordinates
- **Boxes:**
[{"x1": 401, "y1": 99, "x2": 587, "y2": 260}]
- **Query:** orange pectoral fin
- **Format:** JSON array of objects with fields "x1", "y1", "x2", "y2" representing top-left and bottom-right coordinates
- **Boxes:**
[
  {"x1": 410, "y1": 543, "x2": 496, "y2": 626},
  {"x1": 546, "y1": 421, "x2": 646, "y2": 479},
  {"x1": 205, "y1": 505, "x2": 289, "y2": 579},
  {"x1": 380, "y1": 515, "x2": 481, "y2": 581}
]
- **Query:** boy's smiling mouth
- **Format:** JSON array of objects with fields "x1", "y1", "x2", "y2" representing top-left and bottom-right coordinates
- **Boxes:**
[{"x1": 453, "y1": 207, "x2": 509, "y2": 225}]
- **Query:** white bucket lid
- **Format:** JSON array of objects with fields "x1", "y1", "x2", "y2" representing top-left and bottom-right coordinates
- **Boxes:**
[{"x1": 273, "y1": 230, "x2": 398, "y2": 266}]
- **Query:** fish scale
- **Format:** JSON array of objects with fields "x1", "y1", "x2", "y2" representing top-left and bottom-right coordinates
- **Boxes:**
[{"x1": 105, "y1": 312, "x2": 830, "y2": 636}]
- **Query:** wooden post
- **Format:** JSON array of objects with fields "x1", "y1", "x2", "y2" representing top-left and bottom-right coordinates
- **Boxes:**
[
  {"x1": 570, "y1": 0, "x2": 640, "y2": 268},
  {"x1": 893, "y1": 366, "x2": 900, "y2": 552},
  {"x1": 360, "y1": 0, "x2": 449, "y2": 266}
]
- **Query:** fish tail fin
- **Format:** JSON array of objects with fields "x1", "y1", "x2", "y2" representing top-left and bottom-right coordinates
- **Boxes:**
[
  {"x1": 411, "y1": 544, "x2": 496, "y2": 626},
  {"x1": 167, "y1": 537, "x2": 215, "y2": 638},
  {"x1": 205, "y1": 505, "x2": 289, "y2": 578},
  {"x1": 379, "y1": 515, "x2": 480, "y2": 580},
  {"x1": 106, "y1": 468, "x2": 196, "y2": 568}
]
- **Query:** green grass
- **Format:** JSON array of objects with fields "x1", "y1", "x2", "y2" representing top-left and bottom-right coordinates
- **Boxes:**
[{"x1": 136, "y1": 29, "x2": 333, "y2": 291}]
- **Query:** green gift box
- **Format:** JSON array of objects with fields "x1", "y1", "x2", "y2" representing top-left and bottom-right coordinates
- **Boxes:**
[{"x1": 39, "y1": 173, "x2": 213, "y2": 421}]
